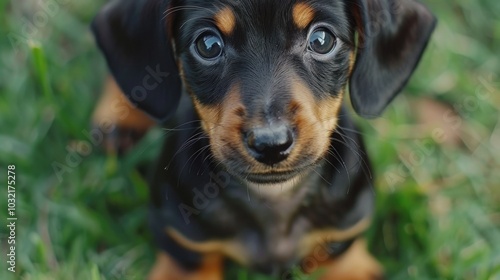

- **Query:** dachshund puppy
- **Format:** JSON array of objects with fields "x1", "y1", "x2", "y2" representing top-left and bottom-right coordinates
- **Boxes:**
[{"x1": 91, "y1": 0, "x2": 436, "y2": 279}]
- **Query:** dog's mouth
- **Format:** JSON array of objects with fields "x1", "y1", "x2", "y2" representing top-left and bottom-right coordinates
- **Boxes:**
[
  {"x1": 242, "y1": 170, "x2": 300, "y2": 184},
  {"x1": 232, "y1": 162, "x2": 317, "y2": 185},
  {"x1": 217, "y1": 152, "x2": 321, "y2": 185}
]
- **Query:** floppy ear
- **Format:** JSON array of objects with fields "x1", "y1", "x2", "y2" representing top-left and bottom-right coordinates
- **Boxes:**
[
  {"x1": 349, "y1": 0, "x2": 436, "y2": 118},
  {"x1": 91, "y1": 0, "x2": 181, "y2": 121}
]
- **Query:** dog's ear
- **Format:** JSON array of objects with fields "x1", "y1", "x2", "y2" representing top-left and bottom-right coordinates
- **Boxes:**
[
  {"x1": 91, "y1": 0, "x2": 181, "y2": 121},
  {"x1": 349, "y1": 0, "x2": 436, "y2": 118}
]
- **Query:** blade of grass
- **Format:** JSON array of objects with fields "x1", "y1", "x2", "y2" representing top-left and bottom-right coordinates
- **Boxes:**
[{"x1": 29, "y1": 41, "x2": 54, "y2": 102}]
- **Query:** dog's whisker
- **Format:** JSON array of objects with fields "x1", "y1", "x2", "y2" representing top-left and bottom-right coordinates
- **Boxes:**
[
  {"x1": 165, "y1": 132, "x2": 207, "y2": 170},
  {"x1": 330, "y1": 137, "x2": 373, "y2": 190},
  {"x1": 322, "y1": 152, "x2": 342, "y2": 174},
  {"x1": 188, "y1": 140, "x2": 226, "y2": 176},
  {"x1": 188, "y1": 144, "x2": 213, "y2": 174},
  {"x1": 174, "y1": 138, "x2": 212, "y2": 186},
  {"x1": 312, "y1": 168, "x2": 331, "y2": 186},
  {"x1": 164, "y1": 122, "x2": 225, "y2": 170},
  {"x1": 329, "y1": 145, "x2": 352, "y2": 188},
  {"x1": 198, "y1": 152, "x2": 217, "y2": 175},
  {"x1": 161, "y1": 120, "x2": 202, "y2": 134},
  {"x1": 335, "y1": 124, "x2": 366, "y2": 136},
  {"x1": 334, "y1": 131, "x2": 372, "y2": 179},
  {"x1": 134, "y1": 131, "x2": 170, "y2": 158}
]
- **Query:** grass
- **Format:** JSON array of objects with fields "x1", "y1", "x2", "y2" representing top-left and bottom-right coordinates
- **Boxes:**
[{"x1": 0, "y1": 0, "x2": 499, "y2": 279}]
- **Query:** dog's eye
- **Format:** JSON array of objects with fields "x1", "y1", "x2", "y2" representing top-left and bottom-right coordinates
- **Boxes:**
[
  {"x1": 195, "y1": 32, "x2": 223, "y2": 60},
  {"x1": 308, "y1": 28, "x2": 336, "y2": 54}
]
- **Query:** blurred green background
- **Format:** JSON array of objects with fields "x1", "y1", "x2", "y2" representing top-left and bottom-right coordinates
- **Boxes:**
[{"x1": 0, "y1": 0, "x2": 499, "y2": 279}]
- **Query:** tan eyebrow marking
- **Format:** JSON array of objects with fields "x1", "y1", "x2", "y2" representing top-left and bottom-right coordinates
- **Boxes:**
[
  {"x1": 214, "y1": 6, "x2": 236, "y2": 36},
  {"x1": 293, "y1": 2, "x2": 316, "y2": 29}
]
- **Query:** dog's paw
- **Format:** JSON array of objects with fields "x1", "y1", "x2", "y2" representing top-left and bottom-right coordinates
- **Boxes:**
[
  {"x1": 90, "y1": 123, "x2": 149, "y2": 154},
  {"x1": 148, "y1": 252, "x2": 223, "y2": 280},
  {"x1": 305, "y1": 239, "x2": 383, "y2": 280}
]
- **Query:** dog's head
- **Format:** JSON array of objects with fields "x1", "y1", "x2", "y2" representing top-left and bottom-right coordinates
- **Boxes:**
[{"x1": 93, "y1": 0, "x2": 435, "y2": 184}]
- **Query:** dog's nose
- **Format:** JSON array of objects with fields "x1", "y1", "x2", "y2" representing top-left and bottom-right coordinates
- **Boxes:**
[{"x1": 245, "y1": 124, "x2": 294, "y2": 165}]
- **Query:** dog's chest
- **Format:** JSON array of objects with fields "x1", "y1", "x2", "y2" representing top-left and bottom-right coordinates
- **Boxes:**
[{"x1": 216, "y1": 180, "x2": 319, "y2": 270}]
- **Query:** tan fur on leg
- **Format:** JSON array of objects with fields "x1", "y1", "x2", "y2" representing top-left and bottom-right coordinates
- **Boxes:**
[
  {"x1": 303, "y1": 239, "x2": 383, "y2": 280},
  {"x1": 148, "y1": 252, "x2": 224, "y2": 280}
]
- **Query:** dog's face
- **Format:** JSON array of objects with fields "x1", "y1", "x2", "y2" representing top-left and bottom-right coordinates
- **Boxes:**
[
  {"x1": 92, "y1": 0, "x2": 436, "y2": 184},
  {"x1": 172, "y1": 1, "x2": 353, "y2": 183}
]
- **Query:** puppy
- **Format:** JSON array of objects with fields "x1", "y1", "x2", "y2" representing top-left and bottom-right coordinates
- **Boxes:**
[{"x1": 91, "y1": 0, "x2": 436, "y2": 278}]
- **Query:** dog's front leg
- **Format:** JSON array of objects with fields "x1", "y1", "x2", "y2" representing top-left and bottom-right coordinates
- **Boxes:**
[
  {"x1": 148, "y1": 252, "x2": 224, "y2": 280},
  {"x1": 304, "y1": 239, "x2": 383, "y2": 280}
]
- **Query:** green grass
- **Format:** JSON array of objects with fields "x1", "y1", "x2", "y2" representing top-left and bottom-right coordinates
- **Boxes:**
[{"x1": 1, "y1": 0, "x2": 499, "y2": 279}]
